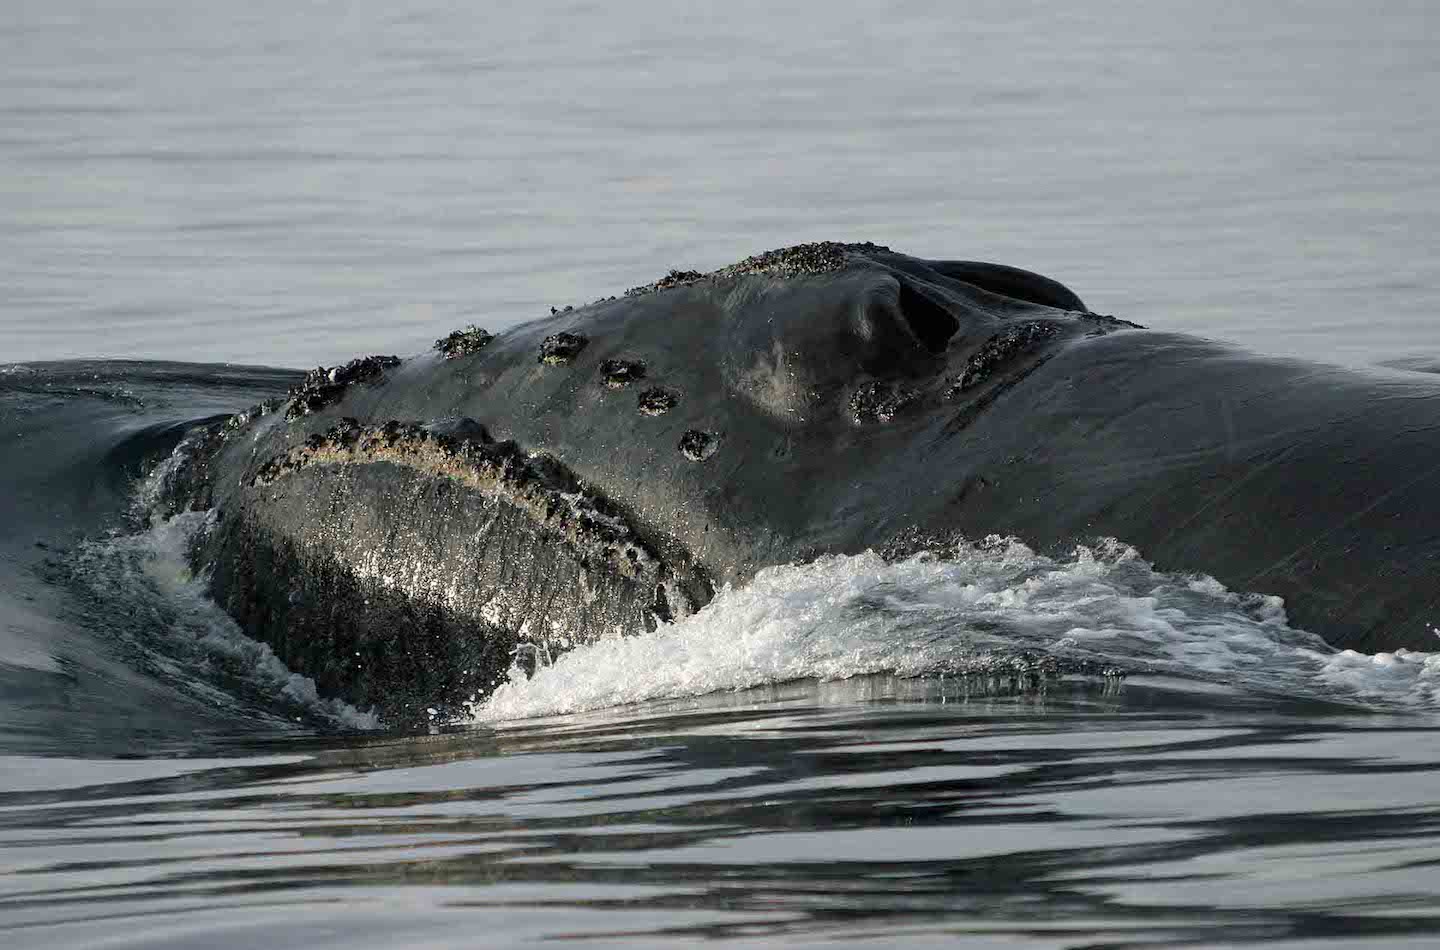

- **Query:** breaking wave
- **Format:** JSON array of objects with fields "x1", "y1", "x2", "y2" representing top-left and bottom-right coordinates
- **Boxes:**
[
  {"x1": 473, "y1": 537, "x2": 1440, "y2": 722},
  {"x1": 66, "y1": 509, "x2": 381, "y2": 731}
]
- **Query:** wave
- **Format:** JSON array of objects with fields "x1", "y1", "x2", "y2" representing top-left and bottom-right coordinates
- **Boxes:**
[
  {"x1": 473, "y1": 537, "x2": 1440, "y2": 722},
  {"x1": 0, "y1": 359, "x2": 361, "y2": 753},
  {"x1": 64, "y1": 508, "x2": 381, "y2": 731}
]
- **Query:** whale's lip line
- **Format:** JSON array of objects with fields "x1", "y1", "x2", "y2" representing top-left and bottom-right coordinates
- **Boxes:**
[
  {"x1": 251, "y1": 417, "x2": 659, "y2": 570},
  {"x1": 244, "y1": 414, "x2": 712, "y2": 618}
]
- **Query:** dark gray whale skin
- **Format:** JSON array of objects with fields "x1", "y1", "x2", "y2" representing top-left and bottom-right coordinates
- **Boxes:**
[{"x1": 164, "y1": 243, "x2": 1440, "y2": 722}]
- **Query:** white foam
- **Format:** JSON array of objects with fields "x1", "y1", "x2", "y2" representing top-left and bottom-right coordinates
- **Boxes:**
[
  {"x1": 472, "y1": 537, "x2": 1440, "y2": 722},
  {"x1": 71, "y1": 510, "x2": 381, "y2": 731}
]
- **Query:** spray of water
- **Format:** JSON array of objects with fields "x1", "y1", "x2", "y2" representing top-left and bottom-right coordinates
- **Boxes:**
[
  {"x1": 68, "y1": 509, "x2": 380, "y2": 731},
  {"x1": 473, "y1": 537, "x2": 1440, "y2": 722}
]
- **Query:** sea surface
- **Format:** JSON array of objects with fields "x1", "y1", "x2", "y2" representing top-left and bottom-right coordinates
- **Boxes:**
[{"x1": 4, "y1": 2, "x2": 1440, "y2": 947}]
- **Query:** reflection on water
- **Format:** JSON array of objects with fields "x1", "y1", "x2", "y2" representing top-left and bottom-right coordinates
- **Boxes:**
[{"x1": 4, "y1": 676, "x2": 1440, "y2": 947}]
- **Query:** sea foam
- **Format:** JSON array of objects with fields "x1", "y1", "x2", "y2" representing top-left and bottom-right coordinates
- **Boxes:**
[
  {"x1": 69, "y1": 510, "x2": 381, "y2": 731},
  {"x1": 473, "y1": 537, "x2": 1440, "y2": 722}
]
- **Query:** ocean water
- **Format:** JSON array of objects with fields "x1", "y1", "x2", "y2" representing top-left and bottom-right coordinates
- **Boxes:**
[
  {"x1": 5, "y1": 0, "x2": 1440, "y2": 369},
  {"x1": 5, "y1": 2, "x2": 1440, "y2": 947}
]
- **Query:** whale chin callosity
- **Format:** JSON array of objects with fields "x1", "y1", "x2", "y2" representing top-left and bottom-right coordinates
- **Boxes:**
[{"x1": 161, "y1": 242, "x2": 1440, "y2": 723}]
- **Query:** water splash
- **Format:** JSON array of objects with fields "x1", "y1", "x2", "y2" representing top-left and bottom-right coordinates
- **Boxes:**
[
  {"x1": 66, "y1": 510, "x2": 381, "y2": 731},
  {"x1": 473, "y1": 537, "x2": 1440, "y2": 722}
]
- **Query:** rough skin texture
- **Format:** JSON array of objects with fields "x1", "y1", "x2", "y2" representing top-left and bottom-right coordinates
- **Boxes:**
[
  {"x1": 599, "y1": 358, "x2": 647, "y2": 389},
  {"x1": 637, "y1": 387, "x2": 678, "y2": 416},
  {"x1": 623, "y1": 241, "x2": 892, "y2": 298},
  {"x1": 949, "y1": 322, "x2": 1063, "y2": 394},
  {"x1": 434, "y1": 325, "x2": 494, "y2": 359},
  {"x1": 849, "y1": 381, "x2": 920, "y2": 424},
  {"x1": 285, "y1": 356, "x2": 400, "y2": 421},
  {"x1": 539, "y1": 332, "x2": 589, "y2": 365},
  {"x1": 254, "y1": 418, "x2": 666, "y2": 584}
]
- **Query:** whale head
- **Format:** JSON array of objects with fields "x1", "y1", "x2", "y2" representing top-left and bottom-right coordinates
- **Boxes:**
[{"x1": 168, "y1": 243, "x2": 1130, "y2": 723}]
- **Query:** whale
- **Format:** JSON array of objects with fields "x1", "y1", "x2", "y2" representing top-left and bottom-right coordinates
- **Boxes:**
[{"x1": 158, "y1": 242, "x2": 1440, "y2": 722}]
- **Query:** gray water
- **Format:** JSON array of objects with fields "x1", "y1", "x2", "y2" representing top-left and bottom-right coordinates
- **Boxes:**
[
  {"x1": 5, "y1": 2, "x2": 1440, "y2": 947},
  {"x1": 7, "y1": 682, "x2": 1440, "y2": 949},
  {"x1": 5, "y1": 0, "x2": 1439, "y2": 368}
]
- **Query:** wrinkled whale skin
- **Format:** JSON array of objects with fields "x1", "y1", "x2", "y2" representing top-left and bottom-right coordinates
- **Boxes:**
[{"x1": 166, "y1": 244, "x2": 1440, "y2": 721}]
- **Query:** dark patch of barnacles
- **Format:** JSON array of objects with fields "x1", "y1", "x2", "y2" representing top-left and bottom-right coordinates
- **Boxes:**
[
  {"x1": 434, "y1": 325, "x2": 493, "y2": 359},
  {"x1": 678, "y1": 429, "x2": 721, "y2": 461},
  {"x1": 539, "y1": 332, "x2": 589, "y2": 366},
  {"x1": 622, "y1": 242, "x2": 893, "y2": 299},
  {"x1": 225, "y1": 397, "x2": 285, "y2": 434},
  {"x1": 849, "y1": 381, "x2": 920, "y2": 424},
  {"x1": 624, "y1": 269, "x2": 705, "y2": 297},
  {"x1": 285, "y1": 355, "x2": 400, "y2": 421},
  {"x1": 637, "y1": 387, "x2": 678, "y2": 416},
  {"x1": 599, "y1": 358, "x2": 646, "y2": 389},
  {"x1": 948, "y1": 322, "x2": 1063, "y2": 396}
]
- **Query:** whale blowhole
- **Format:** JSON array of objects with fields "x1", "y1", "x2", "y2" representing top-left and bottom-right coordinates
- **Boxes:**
[{"x1": 897, "y1": 283, "x2": 960, "y2": 353}]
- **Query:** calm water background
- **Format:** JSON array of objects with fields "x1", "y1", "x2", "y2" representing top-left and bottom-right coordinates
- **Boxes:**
[
  {"x1": 5, "y1": 2, "x2": 1440, "y2": 947},
  {"x1": 5, "y1": 0, "x2": 1439, "y2": 368}
]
